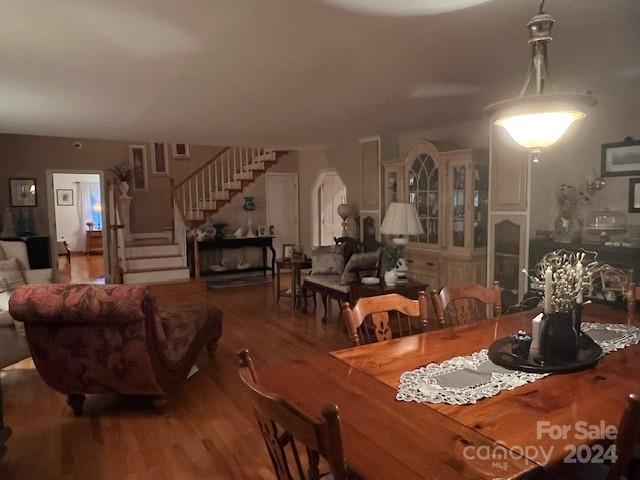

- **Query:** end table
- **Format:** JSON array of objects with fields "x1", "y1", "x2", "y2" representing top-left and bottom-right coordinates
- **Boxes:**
[
  {"x1": 349, "y1": 278, "x2": 428, "y2": 305},
  {"x1": 276, "y1": 258, "x2": 312, "y2": 308}
]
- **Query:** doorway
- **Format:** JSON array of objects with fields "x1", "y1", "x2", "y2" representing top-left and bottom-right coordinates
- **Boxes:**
[
  {"x1": 312, "y1": 171, "x2": 346, "y2": 246},
  {"x1": 48, "y1": 171, "x2": 107, "y2": 284},
  {"x1": 265, "y1": 173, "x2": 299, "y2": 259}
]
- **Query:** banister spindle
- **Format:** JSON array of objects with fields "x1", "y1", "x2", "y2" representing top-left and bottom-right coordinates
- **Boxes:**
[
  {"x1": 201, "y1": 170, "x2": 205, "y2": 208},
  {"x1": 215, "y1": 158, "x2": 219, "y2": 194},
  {"x1": 182, "y1": 185, "x2": 186, "y2": 217},
  {"x1": 208, "y1": 164, "x2": 212, "y2": 204},
  {"x1": 195, "y1": 178, "x2": 199, "y2": 218}
]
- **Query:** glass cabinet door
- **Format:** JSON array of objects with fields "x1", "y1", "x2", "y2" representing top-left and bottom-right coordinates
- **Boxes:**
[
  {"x1": 473, "y1": 163, "x2": 488, "y2": 249},
  {"x1": 408, "y1": 154, "x2": 439, "y2": 245},
  {"x1": 451, "y1": 165, "x2": 466, "y2": 248},
  {"x1": 384, "y1": 168, "x2": 399, "y2": 211}
]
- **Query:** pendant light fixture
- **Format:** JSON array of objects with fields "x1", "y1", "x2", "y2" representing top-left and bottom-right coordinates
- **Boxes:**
[{"x1": 485, "y1": 0, "x2": 597, "y2": 162}]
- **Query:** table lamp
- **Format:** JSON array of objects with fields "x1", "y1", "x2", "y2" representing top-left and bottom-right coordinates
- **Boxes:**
[{"x1": 380, "y1": 202, "x2": 424, "y2": 282}]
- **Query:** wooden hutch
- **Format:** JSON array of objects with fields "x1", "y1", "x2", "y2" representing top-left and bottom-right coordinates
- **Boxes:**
[{"x1": 382, "y1": 141, "x2": 488, "y2": 290}]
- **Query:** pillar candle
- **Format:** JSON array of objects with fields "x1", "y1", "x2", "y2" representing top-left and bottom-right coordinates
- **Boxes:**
[
  {"x1": 576, "y1": 259, "x2": 583, "y2": 304},
  {"x1": 544, "y1": 267, "x2": 553, "y2": 314}
]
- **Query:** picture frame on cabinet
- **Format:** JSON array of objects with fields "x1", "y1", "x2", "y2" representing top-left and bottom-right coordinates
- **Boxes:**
[
  {"x1": 602, "y1": 137, "x2": 640, "y2": 177},
  {"x1": 128, "y1": 145, "x2": 148, "y2": 192},
  {"x1": 151, "y1": 142, "x2": 169, "y2": 176},
  {"x1": 629, "y1": 178, "x2": 640, "y2": 213}
]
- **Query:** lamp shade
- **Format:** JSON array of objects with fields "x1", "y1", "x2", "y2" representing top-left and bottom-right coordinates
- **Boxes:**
[{"x1": 380, "y1": 202, "x2": 424, "y2": 236}]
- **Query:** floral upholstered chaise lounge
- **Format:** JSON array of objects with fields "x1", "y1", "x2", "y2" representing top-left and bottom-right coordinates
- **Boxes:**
[{"x1": 8, "y1": 284, "x2": 222, "y2": 415}]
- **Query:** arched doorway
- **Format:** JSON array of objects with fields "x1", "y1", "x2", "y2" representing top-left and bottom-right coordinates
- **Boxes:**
[{"x1": 311, "y1": 170, "x2": 347, "y2": 246}]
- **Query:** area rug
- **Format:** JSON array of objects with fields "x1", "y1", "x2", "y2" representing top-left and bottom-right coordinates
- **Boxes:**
[{"x1": 207, "y1": 278, "x2": 270, "y2": 289}]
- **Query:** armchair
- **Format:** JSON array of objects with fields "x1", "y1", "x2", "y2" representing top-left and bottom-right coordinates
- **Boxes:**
[
  {"x1": 8, "y1": 284, "x2": 222, "y2": 414},
  {"x1": 0, "y1": 240, "x2": 52, "y2": 332}
]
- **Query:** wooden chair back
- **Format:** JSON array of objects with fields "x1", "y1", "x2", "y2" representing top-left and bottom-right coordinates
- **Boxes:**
[
  {"x1": 608, "y1": 393, "x2": 640, "y2": 480},
  {"x1": 626, "y1": 282, "x2": 640, "y2": 324},
  {"x1": 432, "y1": 281, "x2": 502, "y2": 328},
  {"x1": 237, "y1": 350, "x2": 348, "y2": 480},
  {"x1": 341, "y1": 292, "x2": 429, "y2": 346}
]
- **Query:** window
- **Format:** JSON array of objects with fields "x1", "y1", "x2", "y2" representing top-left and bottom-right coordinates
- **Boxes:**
[
  {"x1": 408, "y1": 154, "x2": 439, "y2": 245},
  {"x1": 89, "y1": 188, "x2": 102, "y2": 230}
]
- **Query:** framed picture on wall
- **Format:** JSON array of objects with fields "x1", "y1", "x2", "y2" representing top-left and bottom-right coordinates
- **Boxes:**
[
  {"x1": 602, "y1": 137, "x2": 640, "y2": 177},
  {"x1": 629, "y1": 178, "x2": 640, "y2": 213},
  {"x1": 129, "y1": 145, "x2": 149, "y2": 191},
  {"x1": 151, "y1": 142, "x2": 169, "y2": 176},
  {"x1": 9, "y1": 178, "x2": 37, "y2": 207},
  {"x1": 172, "y1": 143, "x2": 190, "y2": 160},
  {"x1": 56, "y1": 189, "x2": 74, "y2": 206}
]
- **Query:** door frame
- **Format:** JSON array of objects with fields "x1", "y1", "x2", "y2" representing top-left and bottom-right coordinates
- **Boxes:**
[
  {"x1": 310, "y1": 169, "x2": 346, "y2": 247},
  {"x1": 265, "y1": 172, "x2": 300, "y2": 249},
  {"x1": 46, "y1": 169, "x2": 109, "y2": 282}
]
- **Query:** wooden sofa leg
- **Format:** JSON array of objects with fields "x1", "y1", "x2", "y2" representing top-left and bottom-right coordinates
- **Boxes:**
[
  {"x1": 206, "y1": 338, "x2": 218, "y2": 358},
  {"x1": 152, "y1": 395, "x2": 168, "y2": 413},
  {"x1": 67, "y1": 394, "x2": 85, "y2": 416},
  {"x1": 321, "y1": 294, "x2": 329, "y2": 323}
]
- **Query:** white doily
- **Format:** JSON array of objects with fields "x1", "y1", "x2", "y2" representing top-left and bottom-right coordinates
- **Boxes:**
[{"x1": 397, "y1": 323, "x2": 640, "y2": 406}]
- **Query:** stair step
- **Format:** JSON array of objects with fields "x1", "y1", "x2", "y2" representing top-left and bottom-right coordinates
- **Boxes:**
[
  {"x1": 234, "y1": 171, "x2": 253, "y2": 180},
  {"x1": 125, "y1": 239, "x2": 174, "y2": 247},
  {"x1": 212, "y1": 191, "x2": 229, "y2": 200},
  {"x1": 224, "y1": 181, "x2": 242, "y2": 190},
  {"x1": 124, "y1": 266, "x2": 188, "y2": 274},
  {"x1": 246, "y1": 162, "x2": 265, "y2": 171},
  {"x1": 126, "y1": 243, "x2": 181, "y2": 257},
  {"x1": 126, "y1": 254, "x2": 185, "y2": 270},
  {"x1": 123, "y1": 267, "x2": 190, "y2": 285},
  {"x1": 196, "y1": 200, "x2": 217, "y2": 209},
  {"x1": 253, "y1": 151, "x2": 277, "y2": 162}
]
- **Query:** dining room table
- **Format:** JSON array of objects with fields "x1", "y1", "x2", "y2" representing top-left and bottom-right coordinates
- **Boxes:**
[{"x1": 259, "y1": 303, "x2": 640, "y2": 479}]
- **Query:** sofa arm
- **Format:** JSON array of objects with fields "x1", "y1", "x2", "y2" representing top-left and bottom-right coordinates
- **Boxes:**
[{"x1": 23, "y1": 269, "x2": 53, "y2": 284}]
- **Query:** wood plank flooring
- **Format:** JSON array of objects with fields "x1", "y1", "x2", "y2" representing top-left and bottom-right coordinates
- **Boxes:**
[{"x1": 0, "y1": 280, "x2": 348, "y2": 479}]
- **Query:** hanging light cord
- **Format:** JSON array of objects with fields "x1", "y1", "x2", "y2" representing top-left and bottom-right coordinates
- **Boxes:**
[
  {"x1": 538, "y1": 0, "x2": 546, "y2": 14},
  {"x1": 519, "y1": 0, "x2": 552, "y2": 97}
]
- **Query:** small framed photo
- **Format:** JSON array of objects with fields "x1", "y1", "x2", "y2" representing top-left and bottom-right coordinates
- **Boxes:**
[
  {"x1": 129, "y1": 145, "x2": 148, "y2": 191},
  {"x1": 602, "y1": 137, "x2": 640, "y2": 177},
  {"x1": 257, "y1": 225, "x2": 267, "y2": 236},
  {"x1": 56, "y1": 189, "x2": 74, "y2": 206},
  {"x1": 151, "y1": 142, "x2": 169, "y2": 176},
  {"x1": 172, "y1": 143, "x2": 190, "y2": 160},
  {"x1": 629, "y1": 178, "x2": 640, "y2": 213},
  {"x1": 282, "y1": 243, "x2": 295, "y2": 261},
  {"x1": 9, "y1": 178, "x2": 37, "y2": 207}
]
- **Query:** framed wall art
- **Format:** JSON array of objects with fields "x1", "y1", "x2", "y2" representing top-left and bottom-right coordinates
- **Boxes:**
[
  {"x1": 629, "y1": 178, "x2": 640, "y2": 213},
  {"x1": 172, "y1": 143, "x2": 190, "y2": 160},
  {"x1": 129, "y1": 145, "x2": 149, "y2": 191},
  {"x1": 56, "y1": 189, "x2": 74, "y2": 206},
  {"x1": 151, "y1": 142, "x2": 169, "y2": 176},
  {"x1": 602, "y1": 137, "x2": 640, "y2": 177},
  {"x1": 9, "y1": 178, "x2": 37, "y2": 207}
]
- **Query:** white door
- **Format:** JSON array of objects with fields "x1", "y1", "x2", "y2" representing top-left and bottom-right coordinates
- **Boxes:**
[{"x1": 266, "y1": 173, "x2": 299, "y2": 258}]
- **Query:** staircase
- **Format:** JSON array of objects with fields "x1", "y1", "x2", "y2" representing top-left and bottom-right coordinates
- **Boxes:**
[
  {"x1": 111, "y1": 146, "x2": 287, "y2": 285},
  {"x1": 173, "y1": 147, "x2": 287, "y2": 226}
]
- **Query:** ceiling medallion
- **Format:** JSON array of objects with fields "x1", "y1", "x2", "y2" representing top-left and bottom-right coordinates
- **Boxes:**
[{"x1": 485, "y1": 0, "x2": 597, "y2": 162}]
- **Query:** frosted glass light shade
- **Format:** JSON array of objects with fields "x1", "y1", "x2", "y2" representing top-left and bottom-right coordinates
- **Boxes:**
[
  {"x1": 495, "y1": 111, "x2": 585, "y2": 149},
  {"x1": 381, "y1": 202, "x2": 424, "y2": 236}
]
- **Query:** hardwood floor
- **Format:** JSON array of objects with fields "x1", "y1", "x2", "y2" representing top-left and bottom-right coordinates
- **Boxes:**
[
  {"x1": 0, "y1": 280, "x2": 349, "y2": 479},
  {"x1": 57, "y1": 254, "x2": 106, "y2": 284}
]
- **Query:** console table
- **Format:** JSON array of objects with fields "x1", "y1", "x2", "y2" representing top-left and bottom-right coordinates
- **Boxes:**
[{"x1": 193, "y1": 236, "x2": 276, "y2": 278}]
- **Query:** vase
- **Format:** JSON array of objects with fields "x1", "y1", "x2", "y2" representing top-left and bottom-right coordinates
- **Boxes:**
[
  {"x1": 541, "y1": 311, "x2": 579, "y2": 362},
  {"x1": 243, "y1": 197, "x2": 256, "y2": 212},
  {"x1": 119, "y1": 181, "x2": 130, "y2": 197},
  {"x1": 384, "y1": 269, "x2": 397, "y2": 287}
]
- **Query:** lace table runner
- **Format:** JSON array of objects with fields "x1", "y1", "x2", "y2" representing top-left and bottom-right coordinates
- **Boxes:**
[{"x1": 396, "y1": 323, "x2": 640, "y2": 406}]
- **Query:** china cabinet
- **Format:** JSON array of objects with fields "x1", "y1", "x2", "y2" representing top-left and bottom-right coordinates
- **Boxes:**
[{"x1": 382, "y1": 141, "x2": 488, "y2": 289}]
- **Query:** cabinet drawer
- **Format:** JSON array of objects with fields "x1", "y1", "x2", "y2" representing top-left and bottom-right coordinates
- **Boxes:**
[{"x1": 405, "y1": 248, "x2": 440, "y2": 271}]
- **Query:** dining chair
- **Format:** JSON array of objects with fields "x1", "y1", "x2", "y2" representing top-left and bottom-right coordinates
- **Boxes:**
[
  {"x1": 237, "y1": 349, "x2": 350, "y2": 480},
  {"x1": 340, "y1": 292, "x2": 429, "y2": 346},
  {"x1": 565, "y1": 393, "x2": 640, "y2": 480},
  {"x1": 627, "y1": 282, "x2": 640, "y2": 324},
  {"x1": 431, "y1": 281, "x2": 502, "y2": 328}
]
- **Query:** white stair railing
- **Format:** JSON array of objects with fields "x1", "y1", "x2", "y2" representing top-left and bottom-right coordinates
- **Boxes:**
[{"x1": 172, "y1": 146, "x2": 279, "y2": 225}]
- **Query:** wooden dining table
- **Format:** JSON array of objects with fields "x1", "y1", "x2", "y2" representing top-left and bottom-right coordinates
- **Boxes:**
[{"x1": 260, "y1": 303, "x2": 640, "y2": 479}]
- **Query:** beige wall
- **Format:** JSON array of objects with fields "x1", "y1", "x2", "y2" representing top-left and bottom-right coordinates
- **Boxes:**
[{"x1": 0, "y1": 134, "x2": 225, "y2": 235}]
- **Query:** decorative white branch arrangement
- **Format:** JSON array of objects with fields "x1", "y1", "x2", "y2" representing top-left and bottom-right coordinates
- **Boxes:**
[{"x1": 523, "y1": 250, "x2": 600, "y2": 314}]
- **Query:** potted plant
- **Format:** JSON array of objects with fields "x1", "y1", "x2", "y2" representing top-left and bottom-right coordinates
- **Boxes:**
[
  {"x1": 381, "y1": 245, "x2": 403, "y2": 286},
  {"x1": 108, "y1": 163, "x2": 132, "y2": 197}
]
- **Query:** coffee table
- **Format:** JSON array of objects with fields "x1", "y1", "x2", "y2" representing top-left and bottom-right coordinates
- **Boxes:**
[{"x1": 276, "y1": 258, "x2": 312, "y2": 308}]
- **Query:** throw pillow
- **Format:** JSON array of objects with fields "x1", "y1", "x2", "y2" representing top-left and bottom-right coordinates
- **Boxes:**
[
  {"x1": 340, "y1": 250, "x2": 380, "y2": 284},
  {"x1": 311, "y1": 245, "x2": 345, "y2": 275},
  {"x1": 0, "y1": 258, "x2": 26, "y2": 291},
  {"x1": 0, "y1": 245, "x2": 6, "y2": 261}
]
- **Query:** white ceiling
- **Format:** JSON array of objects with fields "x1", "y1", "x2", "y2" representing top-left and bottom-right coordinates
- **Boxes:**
[{"x1": 1, "y1": 0, "x2": 638, "y2": 148}]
